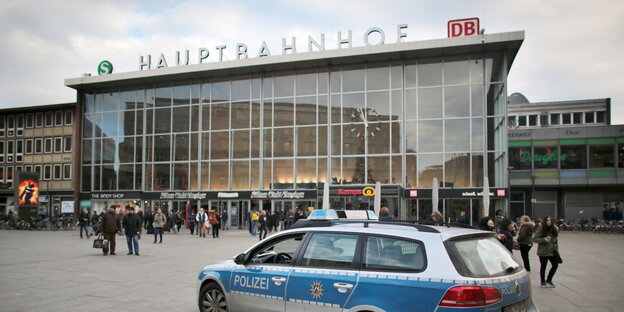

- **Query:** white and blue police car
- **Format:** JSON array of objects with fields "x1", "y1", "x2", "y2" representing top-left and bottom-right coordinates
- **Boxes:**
[{"x1": 197, "y1": 209, "x2": 539, "y2": 312}]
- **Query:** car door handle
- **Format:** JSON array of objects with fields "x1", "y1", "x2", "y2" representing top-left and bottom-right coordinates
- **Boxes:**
[
  {"x1": 271, "y1": 277, "x2": 286, "y2": 286},
  {"x1": 333, "y1": 282, "x2": 354, "y2": 293}
]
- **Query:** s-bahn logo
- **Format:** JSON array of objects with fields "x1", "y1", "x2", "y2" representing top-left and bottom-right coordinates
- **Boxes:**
[
  {"x1": 362, "y1": 187, "x2": 376, "y2": 197},
  {"x1": 98, "y1": 60, "x2": 113, "y2": 75}
]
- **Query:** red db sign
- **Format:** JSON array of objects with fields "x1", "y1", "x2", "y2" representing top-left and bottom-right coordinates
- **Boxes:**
[{"x1": 448, "y1": 18, "x2": 480, "y2": 38}]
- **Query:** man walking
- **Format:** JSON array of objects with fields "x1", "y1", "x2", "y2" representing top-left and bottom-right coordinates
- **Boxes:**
[
  {"x1": 196, "y1": 208, "x2": 207, "y2": 238},
  {"x1": 101, "y1": 205, "x2": 121, "y2": 256},
  {"x1": 78, "y1": 208, "x2": 90, "y2": 239},
  {"x1": 221, "y1": 210, "x2": 228, "y2": 231},
  {"x1": 122, "y1": 207, "x2": 142, "y2": 256}
]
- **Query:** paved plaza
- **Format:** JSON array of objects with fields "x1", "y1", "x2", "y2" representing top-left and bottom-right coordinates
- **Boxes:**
[{"x1": 0, "y1": 228, "x2": 622, "y2": 312}]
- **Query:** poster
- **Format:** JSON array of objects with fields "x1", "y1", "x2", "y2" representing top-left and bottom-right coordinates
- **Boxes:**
[
  {"x1": 15, "y1": 171, "x2": 39, "y2": 207},
  {"x1": 61, "y1": 201, "x2": 74, "y2": 214}
]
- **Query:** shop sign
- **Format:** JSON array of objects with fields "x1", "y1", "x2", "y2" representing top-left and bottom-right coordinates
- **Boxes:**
[
  {"x1": 160, "y1": 192, "x2": 207, "y2": 200},
  {"x1": 461, "y1": 191, "x2": 495, "y2": 197},
  {"x1": 409, "y1": 190, "x2": 418, "y2": 198},
  {"x1": 338, "y1": 188, "x2": 362, "y2": 196},
  {"x1": 217, "y1": 192, "x2": 239, "y2": 199},
  {"x1": 519, "y1": 150, "x2": 567, "y2": 165},
  {"x1": 92, "y1": 193, "x2": 125, "y2": 199},
  {"x1": 61, "y1": 201, "x2": 74, "y2": 213},
  {"x1": 138, "y1": 24, "x2": 409, "y2": 70},
  {"x1": 337, "y1": 187, "x2": 376, "y2": 196},
  {"x1": 251, "y1": 191, "x2": 306, "y2": 199}
]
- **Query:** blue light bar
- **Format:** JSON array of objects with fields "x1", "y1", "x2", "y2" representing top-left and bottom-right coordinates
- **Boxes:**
[{"x1": 308, "y1": 209, "x2": 339, "y2": 220}]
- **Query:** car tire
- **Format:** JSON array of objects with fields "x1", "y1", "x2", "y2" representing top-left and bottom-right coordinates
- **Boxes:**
[{"x1": 198, "y1": 282, "x2": 228, "y2": 312}]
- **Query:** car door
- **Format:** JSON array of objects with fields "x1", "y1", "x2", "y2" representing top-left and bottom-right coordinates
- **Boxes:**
[
  {"x1": 229, "y1": 233, "x2": 306, "y2": 312},
  {"x1": 285, "y1": 232, "x2": 360, "y2": 312}
]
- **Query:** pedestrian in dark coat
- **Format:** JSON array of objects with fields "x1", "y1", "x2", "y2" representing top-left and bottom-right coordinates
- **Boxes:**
[
  {"x1": 101, "y1": 206, "x2": 121, "y2": 255},
  {"x1": 497, "y1": 218, "x2": 515, "y2": 252},
  {"x1": 533, "y1": 216, "x2": 560, "y2": 288},
  {"x1": 479, "y1": 216, "x2": 495, "y2": 231},
  {"x1": 122, "y1": 207, "x2": 142, "y2": 256},
  {"x1": 517, "y1": 215, "x2": 535, "y2": 271},
  {"x1": 258, "y1": 211, "x2": 268, "y2": 241},
  {"x1": 379, "y1": 207, "x2": 396, "y2": 221},
  {"x1": 78, "y1": 208, "x2": 90, "y2": 239}
]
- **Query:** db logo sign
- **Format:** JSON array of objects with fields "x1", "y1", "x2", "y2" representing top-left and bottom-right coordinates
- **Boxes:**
[
  {"x1": 448, "y1": 18, "x2": 480, "y2": 38},
  {"x1": 496, "y1": 189, "x2": 507, "y2": 197}
]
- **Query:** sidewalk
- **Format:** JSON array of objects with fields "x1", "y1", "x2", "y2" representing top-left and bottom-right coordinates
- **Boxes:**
[{"x1": 0, "y1": 229, "x2": 622, "y2": 311}]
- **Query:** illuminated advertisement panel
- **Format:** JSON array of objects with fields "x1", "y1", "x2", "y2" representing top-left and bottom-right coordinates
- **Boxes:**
[{"x1": 15, "y1": 171, "x2": 40, "y2": 207}]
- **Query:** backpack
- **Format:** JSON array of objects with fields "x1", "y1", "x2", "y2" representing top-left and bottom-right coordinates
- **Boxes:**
[{"x1": 251, "y1": 212, "x2": 259, "y2": 221}]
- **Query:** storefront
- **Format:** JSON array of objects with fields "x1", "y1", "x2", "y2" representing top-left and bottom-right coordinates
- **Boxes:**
[{"x1": 67, "y1": 27, "x2": 523, "y2": 226}]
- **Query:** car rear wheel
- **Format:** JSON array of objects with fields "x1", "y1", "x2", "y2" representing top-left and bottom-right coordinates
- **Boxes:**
[{"x1": 199, "y1": 282, "x2": 228, "y2": 312}]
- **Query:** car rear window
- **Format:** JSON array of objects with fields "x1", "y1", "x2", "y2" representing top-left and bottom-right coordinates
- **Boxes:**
[
  {"x1": 446, "y1": 235, "x2": 521, "y2": 278},
  {"x1": 363, "y1": 236, "x2": 425, "y2": 271}
]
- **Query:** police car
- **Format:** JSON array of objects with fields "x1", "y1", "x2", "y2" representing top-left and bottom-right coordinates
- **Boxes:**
[{"x1": 197, "y1": 209, "x2": 539, "y2": 312}]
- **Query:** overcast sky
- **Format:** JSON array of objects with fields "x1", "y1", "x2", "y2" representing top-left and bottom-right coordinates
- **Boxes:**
[{"x1": 0, "y1": 0, "x2": 622, "y2": 124}]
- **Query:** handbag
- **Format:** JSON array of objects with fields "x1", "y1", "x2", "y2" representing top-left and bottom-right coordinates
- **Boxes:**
[
  {"x1": 92, "y1": 235, "x2": 109, "y2": 249},
  {"x1": 553, "y1": 248, "x2": 563, "y2": 264}
]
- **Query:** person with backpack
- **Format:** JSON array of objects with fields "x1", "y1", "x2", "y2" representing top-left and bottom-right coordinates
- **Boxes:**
[{"x1": 250, "y1": 210, "x2": 259, "y2": 237}]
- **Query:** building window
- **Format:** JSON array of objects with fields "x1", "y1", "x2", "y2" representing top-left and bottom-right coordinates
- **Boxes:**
[
  {"x1": 507, "y1": 116, "x2": 517, "y2": 128},
  {"x1": 26, "y1": 113, "x2": 34, "y2": 128},
  {"x1": 63, "y1": 136, "x2": 72, "y2": 152},
  {"x1": 585, "y1": 112, "x2": 595, "y2": 124},
  {"x1": 589, "y1": 145, "x2": 615, "y2": 168},
  {"x1": 7, "y1": 115, "x2": 15, "y2": 137},
  {"x1": 539, "y1": 114, "x2": 548, "y2": 127},
  {"x1": 561, "y1": 145, "x2": 587, "y2": 169},
  {"x1": 619, "y1": 144, "x2": 624, "y2": 169},
  {"x1": 35, "y1": 138, "x2": 43, "y2": 154},
  {"x1": 528, "y1": 115, "x2": 537, "y2": 126},
  {"x1": 518, "y1": 115, "x2": 527, "y2": 127},
  {"x1": 45, "y1": 112, "x2": 54, "y2": 127},
  {"x1": 54, "y1": 111, "x2": 63, "y2": 126},
  {"x1": 16, "y1": 140, "x2": 23, "y2": 162},
  {"x1": 508, "y1": 147, "x2": 532, "y2": 170},
  {"x1": 64, "y1": 110, "x2": 73, "y2": 125},
  {"x1": 16, "y1": 114, "x2": 24, "y2": 136},
  {"x1": 25, "y1": 139, "x2": 33, "y2": 154},
  {"x1": 54, "y1": 137, "x2": 63, "y2": 153},
  {"x1": 6, "y1": 166, "x2": 13, "y2": 181},
  {"x1": 7, "y1": 140, "x2": 14, "y2": 162},
  {"x1": 44, "y1": 165, "x2": 52, "y2": 180},
  {"x1": 596, "y1": 111, "x2": 606, "y2": 123},
  {"x1": 15, "y1": 165, "x2": 22, "y2": 172},
  {"x1": 53, "y1": 164, "x2": 62, "y2": 180},
  {"x1": 63, "y1": 164, "x2": 71, "y2": 180},
  {"x1": 34, "y1": 165, "x2": 42, "y2": 176},
  {"x1": 25, "y1": 165, "x2": 32, "y2": 172},
  {"x1": 35, "y1": 112, "x2": 44, "y2": 127},
  {"x1": 533, "y1": 147, "x2": 558, "y2": 169},
  {"x1": 0, "y1": 141, "x2": 4, "y2": 161},
  {"x1": 0, "y1": 167, "x2": 3, "y2": 182},
  {"x1": 0, "y1": 116, "x2": 5, "y2": 136},
  {"x1": 562, "y1": 113, "x2": 572, "y2": 124},
  {"x1": 550, "y1": 114, "x2": 560, "y2": 125},
  {"x1": 44, "y1": 138, "x2": 53, "y2": 153},
  {"x1": 573, "y1": 112, "x2": 582, "y2": 124}
]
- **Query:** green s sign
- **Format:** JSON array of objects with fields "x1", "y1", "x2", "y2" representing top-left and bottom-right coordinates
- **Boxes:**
[{"x1": 97, "y1": 60, "x2": 113, "y2": 75}]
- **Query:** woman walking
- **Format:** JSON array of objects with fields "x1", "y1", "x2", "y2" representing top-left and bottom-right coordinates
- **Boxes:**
[
  {"x1": 517, "y1": 215, "x2": 535, "y2": 271},
  {"x1": 533, "y1": 216, "x2": 560, "y2": 288},
  {"x1": 152, "y1": 208, "x2": 166, "y2": 244}
]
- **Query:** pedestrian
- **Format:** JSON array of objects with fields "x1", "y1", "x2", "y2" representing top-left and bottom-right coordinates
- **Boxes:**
[
  {"x1": 188, "y1": 209, "x2": 196, "y2": 235},
  {"x1": 602, "y1": 204, "x2": 610, "y2": 220},
  {"x1": 429, "y1": 210, "x2": 443, "y2": 223},
  {"x1": 271, "y1": 210, "x2": 279, "y2": 232},
  {"x1": 251, "y1": 210, "x2": 259, "y2": 236},
  {"x1": 258, "y1": 210, "x2": 268, "y2": 240},
  {"x1": 517, "y1": 215, "x2": 535, "y2": 271},
  {"x1": 101, "y1": 205, "x2": 121, "y2": 256},
  {"x1": 168, "y1": 211, "x2": 177, "y2": 234},
  {"x1": 137, "y1": 208, "x2": 144, "y2": 227},
  {"x1": 122, "y1": 207, "x2": 141, "y2": 256},
  {"x1": 78, "y1": 208, "x2": 90, "y2": 238},
  {"x1": 221, "y1": 210, "x2": 228, "y2": 231},
  {"x1": 457, "y1": 210, "x2": 469, "y2": 224},
  {"x1": 533, "y1": 216, "x2": 560, "y2": 288},
  {"x1": 90, "y1": 210, "x2": 100, "y2": 236},
  {"x1": 196, "y1": 208, "x2": 207, "y2": 237},
  {"x1": 144, "y1": 209, "x2": 152, "y2": 230},
  {"x1": 497, "y1": 218, "x2": 515, "y2": 252},
  {"x1": 277, "y1": 209, "x2": 285, "y2": 231},
  {"x1": 379, "y1": 207, "x2": 395, "y2": 221},
  {"x1": 152, "y1": 208, "x2": 166, "y2": 244},
  {"x1": 176, "y1": 210, "x2": 183, "y2": 233},
  {"x1": 479, "y1": 216, "x2": 495, "y2": 231},
  {"x1": 285, "y1": 208, "x2": 294, "y2": 229},
  {"x1": 210, "y1": 208, "x2": 221, "y2": 238}
]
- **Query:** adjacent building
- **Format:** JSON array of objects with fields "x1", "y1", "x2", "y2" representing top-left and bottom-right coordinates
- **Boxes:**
[
  {"x1": 0, "y1": 104, "x2": 77, "y2": 219},
  {"x1": 508, "y1": 94, "x2": 623, "y2": 220}
]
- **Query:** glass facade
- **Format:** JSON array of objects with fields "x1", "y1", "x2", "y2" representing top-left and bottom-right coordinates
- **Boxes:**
[{"x1": 81, "y1": 55, "x2": 508, "y2": 194}]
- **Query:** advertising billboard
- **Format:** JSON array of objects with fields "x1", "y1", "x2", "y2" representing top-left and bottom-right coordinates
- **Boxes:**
[{"x1": 15, "y1": 171, "x2": 40, "y2": 207}]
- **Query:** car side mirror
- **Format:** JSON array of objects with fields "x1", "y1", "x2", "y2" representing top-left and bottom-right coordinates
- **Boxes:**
[{"x1": 234, "y1": 253, "x2": 246, "y2": 264}]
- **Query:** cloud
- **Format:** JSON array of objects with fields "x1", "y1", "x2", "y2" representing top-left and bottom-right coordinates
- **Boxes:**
[{"x1": 0, "y1": 0, "x2": 622, "y2": 124}]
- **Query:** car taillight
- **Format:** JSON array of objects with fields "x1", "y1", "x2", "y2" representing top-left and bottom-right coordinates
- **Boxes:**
[{"x1": 439, "y1": 286, "x2": 502, "y2": 307}]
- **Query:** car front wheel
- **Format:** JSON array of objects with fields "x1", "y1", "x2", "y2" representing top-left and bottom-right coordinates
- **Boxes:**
[{"x1": 199, "y1": 282, "x2": 228, "y2": 312}]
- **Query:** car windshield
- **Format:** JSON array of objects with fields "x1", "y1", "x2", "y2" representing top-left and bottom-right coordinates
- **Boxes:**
[{"x1": 446, "y1": 235, "x2": 521, "y2": 278}]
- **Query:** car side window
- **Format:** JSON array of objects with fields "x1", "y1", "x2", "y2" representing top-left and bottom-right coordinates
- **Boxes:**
[
  {"x1": 248, "y1": 234, "x2": 305, "y2": 265},
  {"x1": 363, "y1": 236, "x2": 425, "y2": 271},
  {"x1": 301, "y1": 233, "x2": 358, "y2": 269}
]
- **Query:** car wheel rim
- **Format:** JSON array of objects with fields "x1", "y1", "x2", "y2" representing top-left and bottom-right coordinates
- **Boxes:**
[{"x1": 203, "y1": 289, "x2": 227, "y2": 312}]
